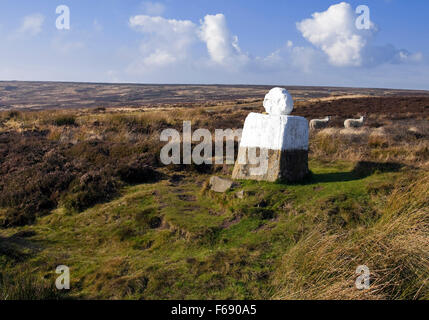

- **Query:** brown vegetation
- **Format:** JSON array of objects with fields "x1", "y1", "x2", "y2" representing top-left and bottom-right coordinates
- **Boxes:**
[
  {"x1": 1, "y1": 81, "x2": 428, "y2": 110},
  {"x1": 0, "y1": 94, "x2": 428, "y2": 228}
]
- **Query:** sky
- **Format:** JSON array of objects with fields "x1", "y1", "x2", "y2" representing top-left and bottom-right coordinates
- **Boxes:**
[{"x1": 0, "y1": 0, "x2": 428, "y2": 89}]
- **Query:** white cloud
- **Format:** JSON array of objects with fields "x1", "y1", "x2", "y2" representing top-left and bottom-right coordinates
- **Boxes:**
[
  {"x1": 18, "y1": 13, "x2": 44, "y2": 36},
  {"x1": 296, "y1": 2, "x2": 423, "y2": 68},
  {"x1": 128, "y1": 13, "x2": 249, "y2": 73},
  {"x1": 143, "y1": 49, "x2": 177, "y2": 66},
  {"x1": 126, "y1": 4, "x2": 424, "y2": 83},
  {"x1": 259, "y1": 42, "x2": 322, "y2": 74},
  {"x1": 297, "y1": 2, "x2": 369, "y2": 67},
  {"x1": 141, "y1": 1, "x2": 166, "y2": 16},
  {"x1": 127, "y1": 12, "x2": 316, "y2": 76},
  {"x1": 199, "y1": 14, "x2": 248, "y2": 66},
  {"x1": 129, "y1": 15, "x2": 196, "y2": 38},
  {"x1": 199, "y1": 14, "x2": 231, "y2": 64},
  {"x1": 129, "y1": 15, "x2": 197, "y2": 70},
  {"x1": 396, "y1": 50, "x2": 423, "y2": 63},
  {"x1": 128, "y1": 12, "x2": 307, "y2": 75}
]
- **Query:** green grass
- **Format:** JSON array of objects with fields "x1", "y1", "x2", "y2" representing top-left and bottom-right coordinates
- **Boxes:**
[{"x1": 0, "y1": 158, "x2": 425, "y2": 299}]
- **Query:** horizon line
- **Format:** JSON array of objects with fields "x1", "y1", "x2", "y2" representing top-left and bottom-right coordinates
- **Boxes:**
[{"x1": 1, "y1": 79, "x2": 429, "y2": 92}]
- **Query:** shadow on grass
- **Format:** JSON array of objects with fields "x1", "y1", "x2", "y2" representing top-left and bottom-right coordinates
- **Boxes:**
[
  {"x1": 312, "y1": 171, "x2": 362, "y2": 183},
  {"x1": 0, "y1": 231, "x2": 40, "y2": 262},
  {"x1": 293, "y1": 161, "x2": 404, "y2": 185}
]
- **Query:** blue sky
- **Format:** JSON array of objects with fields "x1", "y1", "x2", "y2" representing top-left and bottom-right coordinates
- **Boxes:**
[{"x1": 0, "y1": 0, "x2": 428, "y2": 89}]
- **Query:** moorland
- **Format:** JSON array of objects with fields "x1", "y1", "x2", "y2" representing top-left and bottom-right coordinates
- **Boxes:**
[{"x1": 0, "y1": 82, "x2": 428, "y2": 300}]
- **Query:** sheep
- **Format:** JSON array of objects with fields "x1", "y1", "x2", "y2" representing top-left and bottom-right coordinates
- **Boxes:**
[
  {"x1": 344, "y1": 116, "x2": 365, "y2": 128},
  {"x1": 309, "y1": 116, "x2": 331, "y2": 130}
]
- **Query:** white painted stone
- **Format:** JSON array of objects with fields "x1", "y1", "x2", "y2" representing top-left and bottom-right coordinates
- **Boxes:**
[
  {"x1": 263, "y1": 87, "x2": 294, "y2": 115},
  {"x1": 239, "y1": 113, "x2": 309, "y2": 151}
]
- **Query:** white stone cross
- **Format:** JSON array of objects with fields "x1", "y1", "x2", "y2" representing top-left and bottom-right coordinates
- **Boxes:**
[
  {"x1": 232, "y1": 87, "x2": 309, "y2": 182},
  {"x1": 263, "y1": 87, "x2": 294, "y2": 115}
]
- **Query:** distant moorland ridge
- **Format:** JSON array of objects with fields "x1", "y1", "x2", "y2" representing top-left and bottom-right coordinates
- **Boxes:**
[{"x1": 1, "y1": 81, "x2": 428, "y2": 110}]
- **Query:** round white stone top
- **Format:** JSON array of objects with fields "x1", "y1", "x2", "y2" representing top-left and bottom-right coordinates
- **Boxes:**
[{"x1": 263, "y1": 87, "x2": 294, "y2": 115}]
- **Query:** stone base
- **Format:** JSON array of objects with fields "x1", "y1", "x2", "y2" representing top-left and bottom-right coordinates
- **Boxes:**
[{"x1": 232, "y1": 147, "x2": 309, "y2": 182}]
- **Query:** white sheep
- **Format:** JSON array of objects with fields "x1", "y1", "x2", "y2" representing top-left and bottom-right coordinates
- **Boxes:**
[
  {"x1": 309, "y1": 116, "x2": 331, "y2": 130},
  {"x1": 344, "y1": 116, "x2": 365, "y2": 128}
]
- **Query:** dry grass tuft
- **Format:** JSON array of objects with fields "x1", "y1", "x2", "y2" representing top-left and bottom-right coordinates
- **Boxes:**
[
  {"x1": 272, "y1": 172, "x2": 429, "y2": 300},
  {"x1": 311, "y1": 122, "x2": 429, "y2": 166}
]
